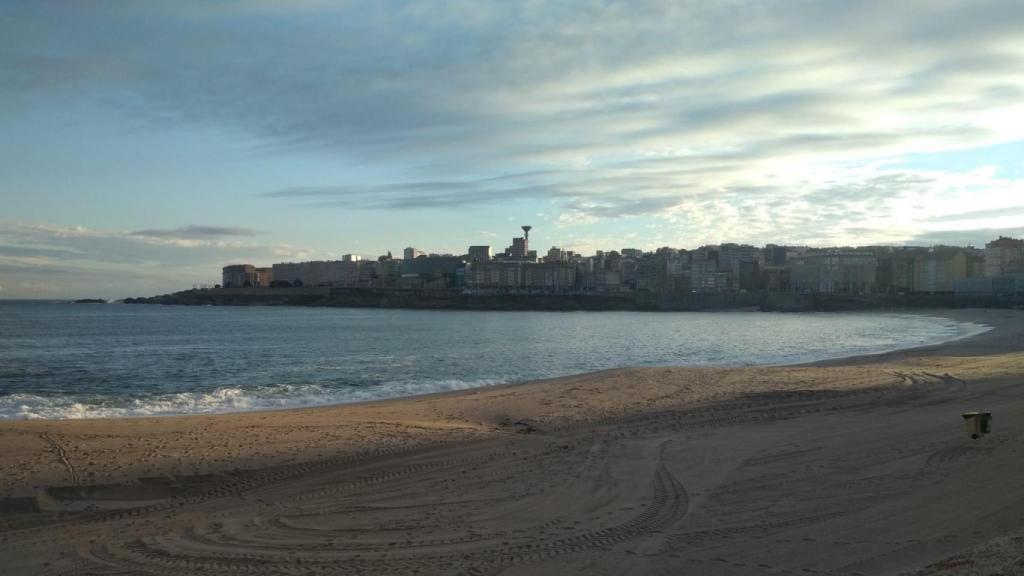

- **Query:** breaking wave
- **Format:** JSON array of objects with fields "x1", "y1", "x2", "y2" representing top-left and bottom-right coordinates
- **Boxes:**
[
  {"x1": 0, "y1": 378, "x2": 508, "y2": 420},
  {"x1": 0, "y1": 303, "x2": 993, "y2": 420}
]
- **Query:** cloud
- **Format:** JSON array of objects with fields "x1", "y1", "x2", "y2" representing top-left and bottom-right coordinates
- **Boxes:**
[
  {"x1": 0, "y1": 221, "x2": 312, "y2": 298},
  {"x1": 925, "y1": 205, "x2": 1024, "y2": 223},
  {"x1": 908, "y1": 226, "x2": 1024, "y2": 247},
  {"x1": 2, "y1": 1, "x2": 1023, "y2": 251},
  {"x1": 129, "y1": 225, "x2": 260, "y2": 239}
]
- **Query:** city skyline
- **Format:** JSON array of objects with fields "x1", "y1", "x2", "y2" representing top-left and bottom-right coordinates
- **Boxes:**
[
  {"x1": 2, "y1": 1, "x2": 1024, "y2": 298},
  {"x1": 209, "y1": 228, "x2": 1022, "y2": 299}
]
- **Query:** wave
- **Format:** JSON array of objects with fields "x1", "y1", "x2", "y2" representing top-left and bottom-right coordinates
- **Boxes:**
[
  {"x1": 0, "y1": 378, "x2": 509, "y2": 420},
  {"x1": 0, "y1": 314, "x2": 993, "y2": 420}
]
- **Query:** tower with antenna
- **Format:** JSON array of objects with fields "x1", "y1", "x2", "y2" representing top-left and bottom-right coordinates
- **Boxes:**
[{"x1": 507, "y1": 225, "x2": 533, "y2": 259}]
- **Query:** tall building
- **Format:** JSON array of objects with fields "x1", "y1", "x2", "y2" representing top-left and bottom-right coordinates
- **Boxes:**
[
  {"x1": 254, "y1": 267, "x2": 274, "y2": 288},
  {"x1": 545, "y1": 246, "x2": 567, "y2": 263},
  {"x1": 913, "y1": 248, "x2": 969, "y2": 293},
  {"x1": 271, "y1": 262, "x2": 308, "y2": 287},
  {"x1": 764, "y1": 244, "x2": 787, "y2": 267},
  {"x1": 875, "y1": 247, "x2": 921, "y2": 294},
  {"x1": 403, "y1": 247, "x2": 425, "y2": 260},
  {"x1": 509, "y1": 237, "x2": 528, "y2": 259},
  {"x1": 718, "y1": 243, "x2": 759, "y2": 289},
  {"x1": 221, "y1": 264, "x2": 256, "y2": 288},
  {"x1": 738, "y1": 260, "x2": 760, "y2": 291},
  {"x1": 523, "y1": 262, "x2": 576, "y2": 290},
  {"x1": 788, "y1": 250, "x2": 877, "y2": 294},
  {"x1": 467, "y1": 245, "x2": 492, "y2": 263},
  {"x1": 620, "y1": 258, "x2": 640, "y2": 290},
  {"x1": 465, "y1": 261, "x2": 525, "y2": 290},
  {"x1": 504, "y1": 226, "x2": 534, "y2": 261},
  {"x1": 985, "y1": 236, "x2": 1024, "y2": 276}
]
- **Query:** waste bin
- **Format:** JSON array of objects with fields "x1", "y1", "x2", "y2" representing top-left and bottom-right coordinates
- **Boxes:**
[
  {"x1": 979, "y1": 412, "x2": 992, "y2": 434},
  {"x1": 962, "y1": 411, "x2": 992, "y2": 439}
]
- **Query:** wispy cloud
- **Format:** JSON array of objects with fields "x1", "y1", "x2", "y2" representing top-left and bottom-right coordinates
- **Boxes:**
[
  {"x1": 925, "y1": 205, "x2": 1024, "y2": 223},
  {"x1": 0, "y1": 221, "x2": 310, "y2": 298},
  {"x1": 129, "y1": 225, "x2": 260, "y2": 239},
  {"x1": 2, "y1": 0, "x2": 1023, "y2": 276}
]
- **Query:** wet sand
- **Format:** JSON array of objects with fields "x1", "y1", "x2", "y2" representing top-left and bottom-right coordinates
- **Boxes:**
[{"x1": 1, "y1": 308, "x2": 1022, "y2": 575}]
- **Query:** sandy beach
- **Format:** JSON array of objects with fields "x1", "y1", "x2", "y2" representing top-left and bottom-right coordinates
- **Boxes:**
[{"x1": 1, "y1": 308, "x2": 1023, "y2": 575}]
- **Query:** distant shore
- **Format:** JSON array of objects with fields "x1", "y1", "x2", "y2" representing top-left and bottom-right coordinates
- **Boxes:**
[
  {"x1": 2, "y1": 307, "x2": 1023, "y2": 575},
  {"x1": 125, "y1": 285, "x2": 1024, "y2": 312}
]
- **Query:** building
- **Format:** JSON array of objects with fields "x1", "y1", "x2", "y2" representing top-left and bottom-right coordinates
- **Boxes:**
[
  {"x1": 875, "y1": 247, "x2": 920, "y2": 294},
  {"x1": 764, "y1": 244, "x2": 787, "y2": 267},
  {"x1": 305, "y1": 261, "x2": 336, "y2": 286},
  {"x1": 760, "y1": 266, "x2": 790, "y2": 291},
  {"x1": 466, "y1": 260, "x2": 575, "y2": 291},
  {"x1": 342, "y1": 254, "x2": 361, "y2": 262},
  {"x1": 689, "y1": 247, "x2": 724, "y2": 292},
  {"x1": 594, "y1": 269, "x2": 623, "y2": 291},
  {"x1": 271, "y1": 262, "x2": 307, "y2": 287},
  {"x1": 985, "y1": 236, "x2": 1024, "y2": 276},
  {"x1": 403, "y1": 247, "x2": 425, "y2": 260},
  {"x1": 399, "y1": 256, "x2": 465, "y2": 289},
  {"x1": 912, "y1": 248, "x2": 969, "y2": 293},
  {"x1": 467, "y1": 245, "x2": 492, "y2": 263},
  {"x1": 465, "y1": 261, "x2": 525, "y2": 290},
  {"x1": 738, "y1": 260, "x2": 760, "y2": 291},
  {"x1": 544, "y1": 246, "x2": 568, "y2": 263},
  {"x1": 522, "y1": 262, "x2": 576, "y2": 290},
  {"x1": 509, "y1": 237, "x2": 528, "y2": 259},
  {"x1": 255, "y1": 267, "x2": 274, "y2": 288},
  {"x1": 620, "y1": 258, "x2": 639, "y2": 290},
  {"x1": 269, "y1": 260, "x2": 361, "y2": 287},
  {"x1": 503, "y1": 225, "x2": 534, "y2": 261},
  {"x1": 718, "y1": 243, "x2": 759, "y2": 289},
  {"x1": 375, "y1": 256, "x2": 402, "y2": 287},
  {"x1": 222, "y1": 264, "x2": 256, "y2": 288},
  {"x1": 637, "y1": 250, "x2": 669, "y2": 291},
  {"x1": 788, "y1": 250, "x2": 877, "y2": 294},
  {"x1": 966, "y1": 249, "x2": 986, "y2": 277}
]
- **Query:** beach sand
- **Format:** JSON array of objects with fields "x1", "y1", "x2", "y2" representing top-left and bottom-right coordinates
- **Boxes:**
[{"x1": 1, "y1": 308, "x2": 1022, "y2": 575}]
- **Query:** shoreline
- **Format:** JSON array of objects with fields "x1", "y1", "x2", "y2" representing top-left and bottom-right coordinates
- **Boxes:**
[
  {"x1": 1, "y1": 308, "x2": 1018, "y2": 491},
  {"x1": 2, "y1": 307, "x2": 1023, "y2": 575},
  {"x1": 0, "y1": 308, "x2": 994, "y2": 422},
  {"x1": 123, "y1": 285, "x2": 1024, "y2": 313}
]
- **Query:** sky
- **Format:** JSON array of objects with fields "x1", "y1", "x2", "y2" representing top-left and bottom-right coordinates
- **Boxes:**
[{"x1": 1, "y1": 0, "x2": 1023, "y2": 299}]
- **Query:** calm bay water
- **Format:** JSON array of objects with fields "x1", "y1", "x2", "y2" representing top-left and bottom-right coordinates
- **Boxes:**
[{"x1": 0, "y1": 301, "x2": 989, "y2": 419}]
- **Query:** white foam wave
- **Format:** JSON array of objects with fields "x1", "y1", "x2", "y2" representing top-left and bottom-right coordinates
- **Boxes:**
[{"x1": 0, "y1": 378, "x2": 509, "y2": 420}]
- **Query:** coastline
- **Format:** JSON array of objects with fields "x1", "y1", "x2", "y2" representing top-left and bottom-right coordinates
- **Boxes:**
[
  {"x1": 0, "y1": 307, "x2": 991, "y2": 421},
  {"x1": 0, "y1": 308, "x2": 1015, "y2": 491},
  {"x1": 123, "y1": 285, "x2": 1024, "y2": 312},
  {"x1": 2, "y1": 307, "x2": 1023, "y2": 575}
]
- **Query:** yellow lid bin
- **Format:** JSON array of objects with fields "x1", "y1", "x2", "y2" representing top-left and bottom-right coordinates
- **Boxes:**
[{"x1": 962, "y1": 412, "x2": 992, "y2": 439}]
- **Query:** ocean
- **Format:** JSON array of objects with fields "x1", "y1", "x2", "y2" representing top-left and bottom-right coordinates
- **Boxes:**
[{"x1": 0, "y1": 301, "x2": 989, "y2": 419}]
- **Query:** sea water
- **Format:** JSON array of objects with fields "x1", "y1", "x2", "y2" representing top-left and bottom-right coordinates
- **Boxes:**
[{"x1": 0, "y1": 301, "x2": 989, "y2": 419}]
